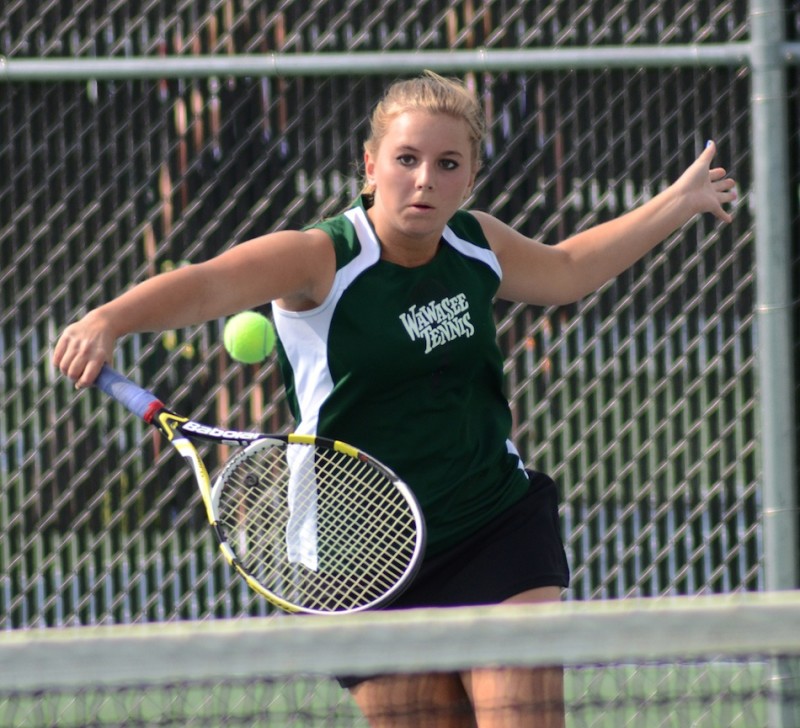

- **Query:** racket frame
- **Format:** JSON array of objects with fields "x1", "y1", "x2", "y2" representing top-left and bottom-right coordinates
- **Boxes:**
[{"x1": 93, "y1": 364, "x2": 425, "y2": 614}]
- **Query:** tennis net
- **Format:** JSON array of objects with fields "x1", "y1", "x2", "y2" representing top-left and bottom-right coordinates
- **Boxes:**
[{"x1": 2, "y1": 592, "x2": 800, "y2": 727}]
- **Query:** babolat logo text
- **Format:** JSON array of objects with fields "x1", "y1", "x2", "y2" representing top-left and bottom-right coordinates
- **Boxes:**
[
  {"x1": 184, "y1": 422, "x2": 261, "y2": 440},
  {"x1": 399, "y1": 293, "x2": 475, "y2": 353}
]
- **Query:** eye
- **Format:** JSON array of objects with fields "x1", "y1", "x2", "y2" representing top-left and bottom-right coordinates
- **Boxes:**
[
  {"x1": 397, "y1": 154, "x2": 416, "y2": 166},
  {"x1": 439, "y1": 159, "x2": 459, "y2": 171}
]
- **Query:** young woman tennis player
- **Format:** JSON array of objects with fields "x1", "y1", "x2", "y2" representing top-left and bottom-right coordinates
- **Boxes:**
[{"x1": 54, "y1": 71, "x2": 736, "y2": 727}]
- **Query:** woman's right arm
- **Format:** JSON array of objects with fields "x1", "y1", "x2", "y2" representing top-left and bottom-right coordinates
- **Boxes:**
[{"x1": 53, "y1": 228, "x2": 335, "y2": 387}]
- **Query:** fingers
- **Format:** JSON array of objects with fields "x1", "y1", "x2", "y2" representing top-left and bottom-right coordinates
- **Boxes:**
[
  {"x1": 701, "y1": 141, "x2": 737, "y2": 223},
  {"x1": 52, "y1": 321, "x2": 112, "y2": 389},
  {"x1": 714, "y1": 177, "x2": 737, "y2": 195},
  {"x1": 60, "y1": 350, "x2": 103, "y2": 389},
  {"x1": 709, "y1": 167, "x2": 728, "y2": 182},
  {"x1": 52, "y1": 339, "x2": 91, "y2": 388},
  {"x1": 700, "y1": 139, "x2": 720, "y2": 167},
  {"x1": 710, "y1": 180, "x2": 737, "y2": 223},
  {"x1": 710, "y1": 166, "x2": 737, "y2": 195},
  {"x1": 51, "y1": 333, "x2": 68, "y2": 370},
  {"x1": 74, "y1": 359, "x2": 106, "y2": 389},
  {"x1": 713, "y1": 206, "x2": 734, "y2": 225},
  {"x1": 713, "y1": 172, "x2": 737, "y2": 223}
]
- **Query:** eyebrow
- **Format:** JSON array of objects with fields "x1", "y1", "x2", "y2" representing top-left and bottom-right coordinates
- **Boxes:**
[{"x1": 396, "y1": 145, "x2": 465, "y2": 157}]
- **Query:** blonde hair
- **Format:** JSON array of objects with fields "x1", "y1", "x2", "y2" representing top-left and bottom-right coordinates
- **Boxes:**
[{"x1": 361, "y1": 70, "x2": 486, "y2": 195}]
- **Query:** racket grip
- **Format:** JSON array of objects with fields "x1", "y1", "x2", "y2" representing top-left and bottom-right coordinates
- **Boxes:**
[{"x1": 94, "y1": 364, "x2": 162, "y2": 420}]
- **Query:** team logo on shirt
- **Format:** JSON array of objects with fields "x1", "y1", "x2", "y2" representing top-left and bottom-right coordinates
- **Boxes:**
[{"x1": 398, "y1": 293, "x2": 475, "y2": 353}]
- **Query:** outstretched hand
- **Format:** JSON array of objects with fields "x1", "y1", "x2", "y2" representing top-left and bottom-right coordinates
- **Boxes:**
[{"x1": 675, "y1": 141, "x2": 738, "y2": 223}]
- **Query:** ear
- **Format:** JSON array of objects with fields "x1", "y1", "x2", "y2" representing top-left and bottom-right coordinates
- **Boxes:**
[
  {"x1": 364, "y1": 150, "x2": 376, "y2": 185},
  {"x1": 464, "y1": 168, "x2": 478, "y2": 198}
]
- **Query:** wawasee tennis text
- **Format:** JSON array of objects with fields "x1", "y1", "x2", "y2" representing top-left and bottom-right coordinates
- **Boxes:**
[{"x1": 399, "y1": 293, "x2": 475, "y2": 354}]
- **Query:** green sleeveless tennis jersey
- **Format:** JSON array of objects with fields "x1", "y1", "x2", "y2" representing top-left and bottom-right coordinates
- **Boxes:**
[{"x1": 273, "y1": 197, "x2": 530, "y2": 556}]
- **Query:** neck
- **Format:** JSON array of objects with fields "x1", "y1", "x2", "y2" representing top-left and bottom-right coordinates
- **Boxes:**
[{"x1": 365, "y1": 206, "x2": 442, "y2": 267}]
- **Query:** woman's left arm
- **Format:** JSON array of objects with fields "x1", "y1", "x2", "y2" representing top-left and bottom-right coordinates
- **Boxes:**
[{"x1": 477, "y1": 141, "x2": 737, "y2": 306}]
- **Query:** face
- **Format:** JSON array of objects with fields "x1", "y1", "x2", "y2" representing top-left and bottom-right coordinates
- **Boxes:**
[{"x1": 364, "y1": 110, "x2": 477, "y2": 258}]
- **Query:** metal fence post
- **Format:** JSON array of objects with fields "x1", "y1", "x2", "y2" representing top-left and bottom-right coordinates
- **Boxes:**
[{"x1": 750, "y1": 0, "x2": 800, "y2": 724}]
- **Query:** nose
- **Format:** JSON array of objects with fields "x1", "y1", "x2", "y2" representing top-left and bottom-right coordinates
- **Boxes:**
[{"x1": 415, "y1": 164, "x2": 434, "y2": 190}]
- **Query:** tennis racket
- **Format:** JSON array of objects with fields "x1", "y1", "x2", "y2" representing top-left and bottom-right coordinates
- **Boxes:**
[{"x1": 93, "y1": 364, "x2": 426, "y2": 615}]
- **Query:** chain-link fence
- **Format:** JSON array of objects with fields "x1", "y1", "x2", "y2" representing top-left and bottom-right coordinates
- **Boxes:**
[{"x1": 0, "y1": 0, "x2": 785, "y2": 628}]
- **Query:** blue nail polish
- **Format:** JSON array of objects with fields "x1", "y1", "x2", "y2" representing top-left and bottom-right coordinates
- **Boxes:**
[{"x1": 705, "y1": 140, "x2": 713, "y2": 148}]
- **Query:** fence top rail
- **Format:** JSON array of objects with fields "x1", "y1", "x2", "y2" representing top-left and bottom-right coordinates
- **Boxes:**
[{"x1": 0, "y1": 43, "x2": 764, "y2": 82}]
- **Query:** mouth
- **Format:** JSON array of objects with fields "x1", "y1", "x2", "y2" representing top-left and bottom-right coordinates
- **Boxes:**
[{"x1": 408, "y1": 202, "x2": 434, "y2": 212}]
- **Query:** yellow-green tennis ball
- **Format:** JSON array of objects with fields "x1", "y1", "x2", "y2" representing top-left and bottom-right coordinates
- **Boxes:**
[{"x1": 223, "y1": 311, "x2": 275, "y2": 364}]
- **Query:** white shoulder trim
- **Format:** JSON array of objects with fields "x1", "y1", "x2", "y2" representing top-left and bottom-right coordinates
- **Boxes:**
[
  {"x1": 272, "y1": 205, "x2": 380, "y2": 434},
  {"x1": 442, "y1": 224, "x2": 502, "y2": 280},
  {"x1": 342, "y1": 206, "x2": 381, "y2": 276}
]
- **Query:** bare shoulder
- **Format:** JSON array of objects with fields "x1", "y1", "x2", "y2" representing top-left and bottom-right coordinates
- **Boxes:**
[
  {"x1": 203, "y1": 227, "x2": 336, "y2": 312},
  {"x1": 466, "y1": 209, "x2": 565, "y2": 305},
  {"x1": 274, "y1": 227, "x2": 337, "y2": 311},
  {"x1": 467, "y1": 209, "x2": 548, "y2": 258},
  {"x1": 289, "y1": 226, "x2": 336, "y2": 260}
]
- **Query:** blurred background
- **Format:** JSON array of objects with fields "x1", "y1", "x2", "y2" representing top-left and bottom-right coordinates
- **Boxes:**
[{"x1": 1, "y1": 0, "x2": 796, "y2": 629}]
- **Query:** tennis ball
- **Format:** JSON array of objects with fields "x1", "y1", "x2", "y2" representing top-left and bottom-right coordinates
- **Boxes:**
[{"x1": 223, "y1": 311, "x2": 276, "y2": 364}]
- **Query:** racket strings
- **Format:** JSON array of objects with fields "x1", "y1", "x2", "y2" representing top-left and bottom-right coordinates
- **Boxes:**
[
  {"x1": 300, "y1": 449, "x2": 416, "y2": 607},
  {"x1": 215, "y1": 442, "x2": 419, "y2": 612}
]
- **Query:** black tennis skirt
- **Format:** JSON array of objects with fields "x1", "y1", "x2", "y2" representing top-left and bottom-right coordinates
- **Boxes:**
[{"x1": 337, "y1": 469, "x2": 570, "y2": 688}]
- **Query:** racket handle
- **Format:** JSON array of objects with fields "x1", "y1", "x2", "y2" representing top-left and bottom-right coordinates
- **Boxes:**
[{"x1": 94, "y1": 364, "x2": 162, "y2": 420}]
